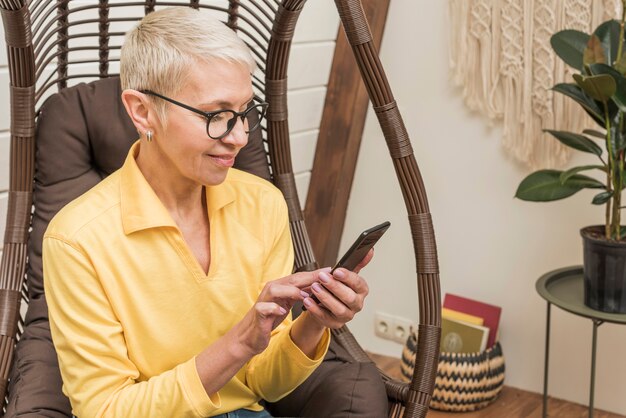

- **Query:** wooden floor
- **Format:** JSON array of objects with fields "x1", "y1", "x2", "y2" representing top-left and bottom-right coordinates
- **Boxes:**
[{"x1": 367, "y1": 352, "x2": 625, "y2": 418}]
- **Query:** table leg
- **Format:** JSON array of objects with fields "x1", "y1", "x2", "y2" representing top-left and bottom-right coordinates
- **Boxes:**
[
  {"x1": 543, "y1": 302, "x2": 551, "y2": 418},
  {"x1": 589, "y1": 319, "x2": 604, "y2": 418}
]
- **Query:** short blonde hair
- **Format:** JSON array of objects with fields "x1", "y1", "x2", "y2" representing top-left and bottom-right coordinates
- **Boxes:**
[{"x1": 120, "y1": 7, "x2": 256, "y2": 121}]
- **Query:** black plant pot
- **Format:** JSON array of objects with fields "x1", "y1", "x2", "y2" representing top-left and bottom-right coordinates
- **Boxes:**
[{"x1": 581, "y1": 225, "x2": 626, "y2": 313}]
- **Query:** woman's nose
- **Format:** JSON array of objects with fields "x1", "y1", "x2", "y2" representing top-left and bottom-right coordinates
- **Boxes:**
[{"x1": 221, "y1": 117, "x2": 249, "y2": 148}]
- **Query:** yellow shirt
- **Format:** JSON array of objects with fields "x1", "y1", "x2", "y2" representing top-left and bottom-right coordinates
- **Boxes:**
[{"x1": 43, "y1": 142, "x2": 330, "y2": 418}]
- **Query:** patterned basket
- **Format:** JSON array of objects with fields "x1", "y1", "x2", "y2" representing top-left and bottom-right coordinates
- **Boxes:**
[{"x1": 400, "y1": 331, "x2": 505, "y2": 412}]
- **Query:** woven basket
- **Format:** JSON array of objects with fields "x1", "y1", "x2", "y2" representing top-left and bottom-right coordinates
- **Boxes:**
[{"x1": 400, "y1": 331, "x2": 505, "y2": 412}]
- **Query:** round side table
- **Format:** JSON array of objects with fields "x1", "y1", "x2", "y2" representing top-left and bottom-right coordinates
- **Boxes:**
[{"x1": 536, "y1": 266, "x2": 626, "y2": 418}]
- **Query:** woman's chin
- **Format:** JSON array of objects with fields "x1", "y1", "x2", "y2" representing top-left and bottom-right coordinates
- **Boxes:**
[{"x1": 199, "y1": 170, "x2": 229, "y2": 186}]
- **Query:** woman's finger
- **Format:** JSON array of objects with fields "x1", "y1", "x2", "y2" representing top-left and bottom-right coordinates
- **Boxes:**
[
  {"x1": 278, "y1": 268, "x2": 332, "y2": 290},
  {"x1": 315, "y1": 271, "x2": 363, "y2": 312},
  {"x1": 254, "y1": 301, "x2": 287, "y2": 319},
  {"x1": 258, "y1": 282, "x2": 308, "y2": 303},
  {"x1": 309, "y1": 282, "x2": 355, "y2": 322},
  {"x1": 332, "y1": 268, "x2": 369, "y2": 296}
]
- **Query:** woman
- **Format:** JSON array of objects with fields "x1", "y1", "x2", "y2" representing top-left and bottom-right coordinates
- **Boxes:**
[{"x1": 43, "y1": 7, "x2": 372, "y2": 418}]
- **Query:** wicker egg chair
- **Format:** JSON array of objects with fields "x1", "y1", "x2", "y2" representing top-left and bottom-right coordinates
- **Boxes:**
[{"x1": 0, "y1": 0, "x2": 442, "y2": 417}]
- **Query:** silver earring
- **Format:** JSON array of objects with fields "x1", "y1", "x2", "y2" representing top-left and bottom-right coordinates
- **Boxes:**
[{"x1": 146, "y1": 130, "x2": 153, "y2": 142}]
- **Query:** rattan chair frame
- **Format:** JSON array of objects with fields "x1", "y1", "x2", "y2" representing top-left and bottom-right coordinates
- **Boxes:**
[{"x1": 0, "y1": 1, "x2": 441, "y2": 417}]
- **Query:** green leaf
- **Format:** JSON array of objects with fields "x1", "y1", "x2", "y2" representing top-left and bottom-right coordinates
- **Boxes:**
[
  {"x1": 515, "y1": 170, "x2": 605, "y2": 202},
  {"x1": 583, "y1": 129, "x2": 607, "y2": 139},
  {"x1": 560, "y1": 165, "x2": 607, "y2": 183},
  {"x1": 544, "y1": 130, "x2": 603, "y2": 156},
  {"x1": 593, "y1": 20, "x2": 620, "y2": 65},
  {"x1": 592, "y1": 190, "x2": 613, "y2": 204},
  {"x1": 551, "y1": 30, "x2": 591, "y2": 70},
  {"x1": 583, "y1": 35, "x2": 606, "y2": 66},
  {"x1": 573, "y1": 73, "x2": 616, "y2": 102},
  {"x1": 552, "y1": 83, "x2": 604, "y2": 125},
  {"x1": 588, "y1": 63, "x2": 626, "y2": 111},
  {"x1": 620, "y1": 226, "x2": 626, "y2": 239}
]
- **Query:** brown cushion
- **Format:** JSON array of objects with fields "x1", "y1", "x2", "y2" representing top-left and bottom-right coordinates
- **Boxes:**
[
  {"x1": 4, "y1": 320, "x2": 72, "y2": 418},
  {"x1": 266, "y1": 341, "x2": 388, "y2": 418}
]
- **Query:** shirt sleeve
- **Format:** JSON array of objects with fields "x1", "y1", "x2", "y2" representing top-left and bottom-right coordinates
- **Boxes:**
[
  {"x1": 43, "y1": 236, "x2": 221, "y2": 418},
  {"x1": 244, "y1": 191, "x2": 330, "y2": 402}
]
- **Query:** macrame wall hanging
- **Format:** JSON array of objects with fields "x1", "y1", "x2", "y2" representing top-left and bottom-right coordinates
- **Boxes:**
[{"x1": 448, "y1": 0, "x2": 623, "y2": 169}]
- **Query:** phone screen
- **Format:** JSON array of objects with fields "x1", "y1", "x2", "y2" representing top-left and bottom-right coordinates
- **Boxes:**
[{"x1": 331, "y1": 221, "x2": 391, "y2": 273}]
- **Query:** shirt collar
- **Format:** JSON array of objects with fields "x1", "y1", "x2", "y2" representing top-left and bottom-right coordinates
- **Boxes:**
[{"x1": 120, "y1": 141, "x2": 236, "y2": 235}]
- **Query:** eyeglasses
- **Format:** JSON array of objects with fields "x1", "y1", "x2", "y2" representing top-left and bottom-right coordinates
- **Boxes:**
[{"x1": 141, "y1": 90, "x2": 268, "y2": 140}]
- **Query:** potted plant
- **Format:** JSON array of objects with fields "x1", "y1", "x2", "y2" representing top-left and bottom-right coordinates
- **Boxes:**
[{"x1": 515, "y1": 6, "x2": 626, "y2": 313}]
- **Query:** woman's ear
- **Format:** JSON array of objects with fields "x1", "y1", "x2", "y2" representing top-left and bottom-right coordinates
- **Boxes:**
[{"x1": 121, "y1": 89, "x2": 156, "y2": 135}]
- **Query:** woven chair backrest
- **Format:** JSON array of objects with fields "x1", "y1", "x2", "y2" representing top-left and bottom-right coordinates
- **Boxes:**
[{"x1": 31, "y1": 1, "x2": 275, "y2": 107}]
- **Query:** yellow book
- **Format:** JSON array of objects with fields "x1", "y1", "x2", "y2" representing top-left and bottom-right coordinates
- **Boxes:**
[
  {"x1": 440, "y1": 318, "x2": 489, "y2": 353},
  {"x1": 442, "y1": 308, "x2": 484, "y2": 326}
]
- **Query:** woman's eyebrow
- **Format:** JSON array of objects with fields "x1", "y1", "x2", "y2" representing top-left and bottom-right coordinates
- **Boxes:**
[{"x1": 199, "y1": 94, "x2": 256, "y2": 108}]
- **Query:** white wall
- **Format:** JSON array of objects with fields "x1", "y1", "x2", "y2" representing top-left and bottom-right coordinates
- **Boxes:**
[
  {"x1": 343, "y1": 0, "x2": 626, "y2": 414},
  {"x1": 0, "y1": 1, "x2": 339, "y2": 252}
]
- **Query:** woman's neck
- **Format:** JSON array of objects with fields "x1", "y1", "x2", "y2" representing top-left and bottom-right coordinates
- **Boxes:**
[{"x1": 135, "y1": 141, "x2": 206, "y2": 221}]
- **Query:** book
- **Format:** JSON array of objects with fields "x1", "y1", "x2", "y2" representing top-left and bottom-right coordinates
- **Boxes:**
[
  {"x1": 442, "y1": 307, "x2": 484, "y2": 326},
  {"x1": 443, "y1": 293, "x2": 502, "y2": 348},
  {"x1": 440, "y1": 317, "x2": 489, "y2": 353}
]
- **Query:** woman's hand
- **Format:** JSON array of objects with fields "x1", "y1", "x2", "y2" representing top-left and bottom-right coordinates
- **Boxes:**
[
  {"x1": 232, "y1": 270, "x2": 325, "y2": 357},
  {"x1": 301, "y1": 248, "x2": 374, "y2": 329},
  {"x1": 195, "y1": 269, "x2": 328, "y2": 396}
]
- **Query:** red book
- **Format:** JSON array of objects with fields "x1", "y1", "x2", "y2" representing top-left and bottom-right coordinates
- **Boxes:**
[{"x1": 443, "y1": 293, "x2": 502, "y2": 348}]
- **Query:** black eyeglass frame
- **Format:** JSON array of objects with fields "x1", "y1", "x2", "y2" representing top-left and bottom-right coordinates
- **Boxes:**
[{"x1": 141, "y1": 89, "x2": 269, "y2": 140}]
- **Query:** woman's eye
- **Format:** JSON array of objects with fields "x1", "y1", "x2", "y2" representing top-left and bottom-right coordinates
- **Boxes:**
[{"x1": 211, "y1": 113, "x2": 226, "y2": 122}]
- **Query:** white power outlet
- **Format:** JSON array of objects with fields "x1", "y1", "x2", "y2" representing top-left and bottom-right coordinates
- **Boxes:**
[
  {"x1": 374, "y1": 312, "x2": 416, "y2": 344},
  {"x1": 374, "y1": 312, "x2": 395, "y2": 340},
  {"x1": 392, "y1": 316, "x2": 414, "y2": 344}
]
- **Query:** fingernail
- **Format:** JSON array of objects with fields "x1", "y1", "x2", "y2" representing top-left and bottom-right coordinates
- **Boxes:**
[
  {"x1": 319, "y1": 272, "x2": 331, "y2": 284},
  {"x1": 334, "y1": 269, "x2": 346, "y2": 279},
  {"x1": 300, "y1": 290, "x2": 309, "y2": 298},
  {"x1": 321, "y1": 267, "x2": 332, "y2": 273},
  {"x1": 303, "y1": 297, "x2": 312, "y2": 307},
  {"x1": 279, "y1": 307, "x2": 287, "y2": 315},
  {"x1": 312, "y1": 283, "x2": 323, "y2": 293}
]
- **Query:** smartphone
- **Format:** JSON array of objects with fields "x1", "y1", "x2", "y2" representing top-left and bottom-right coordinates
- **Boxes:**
[
  {"x1": 330, "y1": 221, "x2": 391, "y2": 273},
  {"x1": 303, "y1": 221, "x2": 391, "y2": 310}
]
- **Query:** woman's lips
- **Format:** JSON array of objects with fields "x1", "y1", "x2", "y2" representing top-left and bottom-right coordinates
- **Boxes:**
[{"x1": 207, "y1": 154, "x2": 235, "y2": 167}]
